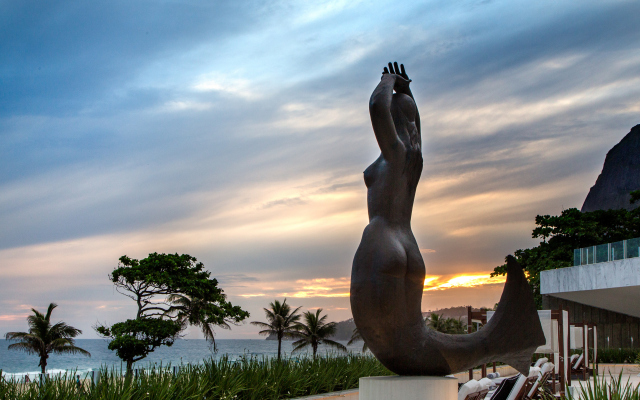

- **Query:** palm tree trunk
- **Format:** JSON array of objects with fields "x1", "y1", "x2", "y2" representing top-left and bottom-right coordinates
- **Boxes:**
[
  {"x1": 40, "y1": 356, "x2": 46, "y2": 375},
  {"x1": 277, "y1": 335, "x2": 282, "y2": 361},
  {"x1": 312, "y1": 342, "x2": 318, "y2": 359},
  {"x1": 126, "y1": 359, "x2": 133, "y2": 377}
]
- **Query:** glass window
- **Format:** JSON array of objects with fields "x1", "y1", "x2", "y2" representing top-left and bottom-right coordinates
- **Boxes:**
[
  {"x1": 573, "y1": 249, "x2": 581, "y2": 266},
  {"x1": 626, "y1": 237, "x2": 640, "y2": 259},
  {"x1": 611, "y1": 241, "x2": 624, "y2": 261},
  {"x1": 587, "y1": 246, "x2": 594, "y2": 264},
  {"x1": 596, "y1": 244, "x2": 609, "y2": 263}
]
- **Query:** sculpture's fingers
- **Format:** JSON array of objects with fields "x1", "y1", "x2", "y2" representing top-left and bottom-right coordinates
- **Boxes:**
[
  {"x1": 400, "y1": 64, "x2": 408, "y2": 79},
  {"x1": 393, "y1": 62, "x2": 400, "y2": 75},
  {"x1": 383, "y1": 67, "x2": 389, "y2": 74},
  {"x1": 388, "y1": 62, "x2": 395, "y2": 74}
]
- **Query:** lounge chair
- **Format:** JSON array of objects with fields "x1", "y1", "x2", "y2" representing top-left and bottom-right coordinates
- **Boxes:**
[
  {"x1": 533, "y1": 357, "x2": 548, "y2": 368},
  {"x1": 571, "y1": 353, "x2": 590, "y2": 379},
  {"x1": 571, "y1": 354, "x2": 583, "y2": 371},
  {"x1": 568, "y1": 354, "x2": 579, "y2": 369},
  {"x1": 525, "y1": 362, "x2": 554, "y2": 399},
  {"x1": 485, "y1": 367, "x2": 539, "y2": 400},
  {"x1": 459, "y1": 378, "x2": 492, "y2": 400}
]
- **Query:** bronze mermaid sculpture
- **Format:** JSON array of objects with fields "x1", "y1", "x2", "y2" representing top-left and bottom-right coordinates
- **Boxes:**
[{"x1": 350, "y1": 62, "x2": 545, "y2": 376}]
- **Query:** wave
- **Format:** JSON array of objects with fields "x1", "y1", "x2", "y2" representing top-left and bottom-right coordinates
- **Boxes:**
[{"x1": 1, "y1": 368, "x2": 96, "y2": 381}]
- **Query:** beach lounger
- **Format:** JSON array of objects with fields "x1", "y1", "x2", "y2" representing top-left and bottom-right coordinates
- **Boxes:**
[
  {"x1": 484, "y1": 367, "x2": 539, "y2": 400},
  {"x1": 525, "y1": 362, "x2": 554, "y2": 399},
  {"x1": 570, "y1": 353, "x2": 590, "y2": 380},
  {"x1": 459, "y1": 378, "x2": 493, "y2": 400},
  {"x1": 571, "y1": 354, "x2": 583, "y2": 371},
  {"x1": 533, "y1": 357, "x2": 548, "y2": 368}
]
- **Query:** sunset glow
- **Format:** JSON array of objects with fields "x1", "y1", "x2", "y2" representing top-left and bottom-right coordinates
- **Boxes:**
[{"x1": 424, "y1": 274, "x2": 507, "y2": 291}]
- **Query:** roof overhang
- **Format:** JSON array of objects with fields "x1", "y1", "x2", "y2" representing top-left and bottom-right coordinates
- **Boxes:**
[{"x1": 540, "y1": 258, "x2": 640, "y2": 318}]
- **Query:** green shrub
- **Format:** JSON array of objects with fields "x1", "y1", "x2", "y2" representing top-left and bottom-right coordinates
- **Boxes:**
[
  {"x1": 597, "y1": 348, "x2": 640, "y2": 364},
  {"x1": 0, "y1": 354, "x2": 392, "y2": 400},
  {"x1": 544, "y1": 373, "x2": 640, "y2": 400}
]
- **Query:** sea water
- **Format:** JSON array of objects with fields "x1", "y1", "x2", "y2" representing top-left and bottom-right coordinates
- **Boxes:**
[{"x1": 0, "y1": 339, "x2": 365, "y2": 381}]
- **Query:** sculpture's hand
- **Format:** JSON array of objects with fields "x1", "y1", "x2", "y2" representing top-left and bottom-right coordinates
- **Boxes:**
[{"x1": 382, "y1": 62, "x2": 411, "y2": 94}]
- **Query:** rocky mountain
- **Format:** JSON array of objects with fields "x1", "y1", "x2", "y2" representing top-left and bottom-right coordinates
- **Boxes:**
[{"x1": 582, "y1": 125, "x2": 640, "y2": 212}]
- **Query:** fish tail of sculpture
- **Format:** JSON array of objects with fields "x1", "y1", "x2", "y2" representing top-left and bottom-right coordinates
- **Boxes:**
[{"x1": 484, "y1": 255, "x2": 546, "y2": 375}]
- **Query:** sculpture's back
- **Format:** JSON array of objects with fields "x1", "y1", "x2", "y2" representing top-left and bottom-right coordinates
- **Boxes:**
[{"x1": 350, "y1": 63, "x2": 545, "y2": 376}]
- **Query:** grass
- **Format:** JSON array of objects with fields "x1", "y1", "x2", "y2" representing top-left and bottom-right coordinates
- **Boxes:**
[
  {"x1": 543, "y1": 373, "x2": 640, "y2": 400},
  {"x1": 0, "y1": 354, "x2": 393, "y2": 400}
]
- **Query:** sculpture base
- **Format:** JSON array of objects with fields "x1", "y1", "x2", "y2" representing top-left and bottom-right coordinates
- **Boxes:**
[{"x1": 359, "y1": 376, "x2": 458, "y2": 400}]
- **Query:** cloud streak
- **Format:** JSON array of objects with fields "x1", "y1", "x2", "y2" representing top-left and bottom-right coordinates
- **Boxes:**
[{"x1": 1, "y1": 0, "x2": 639, "y2": 338}]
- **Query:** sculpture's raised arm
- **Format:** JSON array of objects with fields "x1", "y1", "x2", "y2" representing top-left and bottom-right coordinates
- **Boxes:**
[{"x1": 369, "y1": 63, "x2": 410, "y2": 161}]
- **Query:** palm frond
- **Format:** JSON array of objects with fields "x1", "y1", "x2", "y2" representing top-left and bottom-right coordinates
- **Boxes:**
[
  {"x1": 250, "y1": 321, "x2": 273, "y2": 329},
  {"x1": 5, "y1": 331, "x2": 34, "y2": 341},
  {"x1": 51, "y1": 344, "x2": 91, "y2": 357},
  {"x1": 7, "y1": 342, "x2": 39, "y2": 355},
  {"x1": 50, "y1": 322, "x2": 82, "y2": 338},
  {"x1": 320, "y1": 339, "x2": 348, "y2": 352},
  {"x1": 44, "y1": 303, "x2": 57, "y2": 321},
  {"x1": 291, "y1": 341, "x2": 309, "y2": 353},
  {"x1": 347, "y1": 327, "x2": 361, "y2": 345}
]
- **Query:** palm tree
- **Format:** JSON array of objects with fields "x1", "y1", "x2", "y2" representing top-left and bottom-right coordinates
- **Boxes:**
[
  {"x1": 291, "y1": 309, "x2": 347, "y2": 358},
  {"x1": 251, "y1": 299, "x2": 302, "y2": 360},
  {"x1": 5, "y1": 303, "x2": 90, "y2": 375},
  {"x1": 426, "y1": 313, "x2": 467, "y2": 334},
  {"x1": 448, "y1": 317, "x2": 467, "y2": 334},
  {"x1": 347, "y1": 326, "x2": 368, "y2": 352},
  {"x1": 165, "y1": 294, "x2": 232, "y2": 352}
]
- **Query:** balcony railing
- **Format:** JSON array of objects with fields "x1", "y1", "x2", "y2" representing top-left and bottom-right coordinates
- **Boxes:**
[{"x1": 573, "y1": 237, "x2": 640, "y2": 266}]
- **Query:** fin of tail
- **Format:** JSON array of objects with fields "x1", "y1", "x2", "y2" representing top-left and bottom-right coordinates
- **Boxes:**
[{"x1": 485, "y1": 255, "x2": 546, "y2": 375}]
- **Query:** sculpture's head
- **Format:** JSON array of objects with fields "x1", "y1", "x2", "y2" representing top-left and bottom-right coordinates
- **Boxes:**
[{"x1": 391, "y1": 93, "x2": 416, "y2": 123}]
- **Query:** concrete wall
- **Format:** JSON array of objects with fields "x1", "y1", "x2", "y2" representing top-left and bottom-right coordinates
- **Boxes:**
[{"x1": 543, "y1": 295, "x2": 640, "y2": 349}]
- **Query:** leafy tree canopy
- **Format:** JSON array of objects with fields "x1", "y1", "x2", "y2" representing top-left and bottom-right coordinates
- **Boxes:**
[
  {"x1": 96, "y1": 318, "x2": 182, "y2": 365},
  {"x1": 97, "y1": 252, "x2": 249, "y2": 373},
  {"x1": 491, "y1": 207, "x2": 640, "y2": 308}
]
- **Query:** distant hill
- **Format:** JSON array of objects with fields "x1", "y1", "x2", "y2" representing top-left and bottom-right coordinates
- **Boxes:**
[
  {"x1": 265, "y1": 305, "x2": 489, "y2": 341},
  {"x1": 582, "y1": 124, "x2": 640, "y2": 212}
]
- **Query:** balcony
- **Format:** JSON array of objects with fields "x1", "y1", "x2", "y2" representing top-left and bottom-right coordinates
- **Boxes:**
[{"x1": 573, "y1": 237, "x2": 640, "y2": 266}]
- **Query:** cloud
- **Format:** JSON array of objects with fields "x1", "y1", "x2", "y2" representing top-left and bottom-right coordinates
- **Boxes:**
[
  {"x1": 0, "y1": 314, "x2": 29, "y2": 321},
  {"x1": 1, "y1": 0, "x2": 640, "y2": 339}
]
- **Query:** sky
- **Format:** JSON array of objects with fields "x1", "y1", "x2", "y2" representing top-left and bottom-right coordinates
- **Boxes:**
[{"x1": 1, "y1": 0, "x2": 640, "y2": 339}]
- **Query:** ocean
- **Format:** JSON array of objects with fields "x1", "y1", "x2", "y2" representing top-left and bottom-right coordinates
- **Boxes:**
[{"x1": 0, "y1": 339, "x2": 365, "y2": 381}]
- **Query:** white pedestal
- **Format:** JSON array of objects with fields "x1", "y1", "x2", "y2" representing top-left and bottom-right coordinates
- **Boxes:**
[{"x1": 359, "y1": 376, "x2": 458, "y2": 400}]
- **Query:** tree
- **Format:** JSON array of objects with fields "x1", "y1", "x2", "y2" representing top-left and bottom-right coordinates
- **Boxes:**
[
  {"x1": 164, "y1": 294, "x2": 235, "y2": 352},
  {"x1": 95, "y1": 253, "x2": 249, "y2": 374},
  {"x1": 5, "y1": 303, "x2": 90, "y2": 375},
  {"x1": 426, "y1": 313, "x2": 448, "y2": 333},
  {"x1": 347, "y1": 327, "x2": 368, "y2": 352},
  {"x1": 291, "y1": 309, "x2": 347, "y2": 358},
  {"x1": 491, "y1": 206, "x2": 640, "y2": 308},
  {"x1": 425, "y1": 313, "x2": 466, "y2": 334},
  {"x1": 250, "y1": 299, "x2": 302, "y2": 360}
]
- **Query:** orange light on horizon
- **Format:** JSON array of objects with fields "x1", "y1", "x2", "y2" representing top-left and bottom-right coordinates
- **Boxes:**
[
  {"x1": 425, "y1": 273, "x2": 506, "y2": 291},
  {"x1": 235, "y1": 272, "x2": 506, "y2": 299}
]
